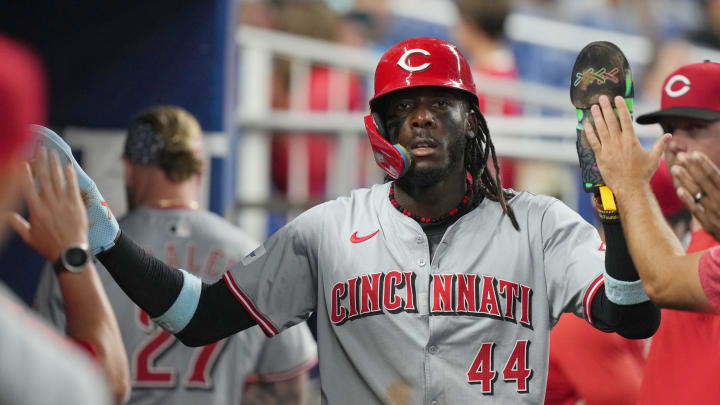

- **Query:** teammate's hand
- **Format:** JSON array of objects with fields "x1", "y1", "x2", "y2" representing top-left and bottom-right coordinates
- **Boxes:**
[
  {"x1": 583, "y1": 95, "x2": 671, "y2": 198},
  {"x1": 672, "y1": 151, "x2": 720, "y2": 242},
  {"x1": 8, "y1": 146, "x2": 89, "y2": 262}
]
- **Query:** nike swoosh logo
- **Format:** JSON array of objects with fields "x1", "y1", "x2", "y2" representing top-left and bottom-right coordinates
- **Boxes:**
[{"x1": 350, "y1": 230, "x2": 379, "y2": 244}]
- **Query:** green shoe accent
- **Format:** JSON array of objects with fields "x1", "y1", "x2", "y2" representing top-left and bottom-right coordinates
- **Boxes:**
[
  {"x1": 625, "y1": 71, "x2": 633, "y2": 97},
  {"x1": 625, "y1": 98, "x2": 634, "y2": 116}
]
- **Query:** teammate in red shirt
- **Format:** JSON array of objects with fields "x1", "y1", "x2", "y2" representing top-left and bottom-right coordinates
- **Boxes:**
[
  {"x1": 638, "y1": 228, "x2": 720, "y2": 404},
  {"x1": 545, "y1": 314, "x2": 645, "y2": 405},
  {"x1": 581, "y1": 61, "x2": 720, "y2": 403},
  {"x1": 544, "y1": 159, "x2": 687, "y2": 405}
]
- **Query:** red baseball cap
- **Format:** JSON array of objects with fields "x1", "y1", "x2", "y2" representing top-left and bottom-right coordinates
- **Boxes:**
[
  {"x1": 650, "y1": 158, "x2": 686, "y2": 219},
  {"x1": 637, "y1": 61, "x2": 720, "y2": 124}
]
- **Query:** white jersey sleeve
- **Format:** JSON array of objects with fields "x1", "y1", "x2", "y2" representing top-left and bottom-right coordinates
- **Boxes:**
[
  {"x1": 540, "y1": 199, "x2": 605, "y2": 326},
  {"x1": 253, "y1": 323, "x2": 318, "y2": 382},
  {"x1": 223, "y1": 205, "x2": 325, "y2": 337},
  {"x1": 2, "y1": 282, "x2": 111, "y2": 405}
]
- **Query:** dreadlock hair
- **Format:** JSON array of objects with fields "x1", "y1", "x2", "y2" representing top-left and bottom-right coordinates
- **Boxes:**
[{"x1": 466, "y1": 103, "x2": 520, "y2": 230}]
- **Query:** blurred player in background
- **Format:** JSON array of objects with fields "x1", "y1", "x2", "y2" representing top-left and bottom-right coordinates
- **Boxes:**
[
  {"x1": 453, "y1": 0, "x2": 520, "y2": 116},
  {"x1": 0, "y1": 36, "x2": 123, "y2": 405},
  {"x1": 454, "y1": 0, "x2": 519, "y2": 189},
  {"x1": 34, "y1": 106, "x2": 317, "y2": 405}
]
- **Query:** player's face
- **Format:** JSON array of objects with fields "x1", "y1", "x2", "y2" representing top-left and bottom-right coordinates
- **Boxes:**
[
  {"x1": 663, "y1": 118, "x2": 720, "y2": 172},
  {"x1": 384, "y1": 87, "x2": 471, "y2": 185}
]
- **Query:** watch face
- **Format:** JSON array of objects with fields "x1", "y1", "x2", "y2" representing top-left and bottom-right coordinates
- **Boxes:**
[{"x1": 64, "y1": 247, "x2": 89, "y2": 269}]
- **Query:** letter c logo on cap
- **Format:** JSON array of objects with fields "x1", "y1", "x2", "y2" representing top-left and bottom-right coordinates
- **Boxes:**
[
  {"x1": 397, "y1": 49, "x2": 431, "y2": 72},
  {"x1": 665, "y1": 74, "x2": 691, "y2": 98}
]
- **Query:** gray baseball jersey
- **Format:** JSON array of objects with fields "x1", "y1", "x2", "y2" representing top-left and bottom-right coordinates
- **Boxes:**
[
  {"x1": 223, "y1": 182, "x2": 606, "y2": 404},
  {"x1": 0, "y1": 282, "x2": 111, "y2": 405},
  {"x1": 34, "y1": 207, "x2": 317, "y2": 405}
]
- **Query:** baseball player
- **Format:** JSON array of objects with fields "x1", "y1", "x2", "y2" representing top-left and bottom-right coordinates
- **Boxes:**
[
  {"x1": 33, "y1": 106, "x2": 318, "y2": 405},
  {"x1": 581, "y1": 61, "x2": 720, "y2": 404},
  {"x1": 29, "y1": 38, "x2": 659, "y2": 404},
  {"x1": 0, "y1": 36, "x2": 114, "y2": 405}
]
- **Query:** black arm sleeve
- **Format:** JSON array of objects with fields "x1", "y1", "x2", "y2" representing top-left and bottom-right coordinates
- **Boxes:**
[
  {"x1": 591, "y1": 286, "x2": 660, "y2": 339},
  {"x1": 96, "y1": 232, "x2": 184, "y2": 316},
  {"x1": 590, "y1": 221, "x2": 660, "y2": 339},
  {"x1": 96, "y1": 232, "x2": 256, "y2": 346},
  {"x1": 175, "y1": 281, "x2": 257, "y2": 346},
  {"x1": 604, "y1": 221, "x2": 639, "y2": 282}
]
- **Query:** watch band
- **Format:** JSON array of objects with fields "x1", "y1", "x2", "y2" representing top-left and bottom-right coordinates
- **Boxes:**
[{"x1": 53, "y1": 258, "x2": 67, "y2": 275}]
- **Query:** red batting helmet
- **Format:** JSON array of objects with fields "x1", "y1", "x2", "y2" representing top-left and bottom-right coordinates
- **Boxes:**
[
  {"x1": 365, "y1": 37, "x2": 478, "y2": 178},
  {"x1": 369, "y1": 37, "x2": 478, "y2": 110}
]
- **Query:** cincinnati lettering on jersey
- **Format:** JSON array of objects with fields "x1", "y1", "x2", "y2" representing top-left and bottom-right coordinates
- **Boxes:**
[
  {"x1": 331, "y1": 272, "x2": 532, "y2": 328},
  {"x1": 331, "y1": 271, "x2": 417, "y2": 325},
  {"x1": 430, "y1": 274, "x2": 533, "y2": 329}
]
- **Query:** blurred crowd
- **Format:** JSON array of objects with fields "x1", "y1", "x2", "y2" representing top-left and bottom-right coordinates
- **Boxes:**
[
  {"x1": 237, "y1": 0, "x2": 720, "y2": 206},
  {"x1": 239, "y1": 0, "x2": 719, "y2": 105}
]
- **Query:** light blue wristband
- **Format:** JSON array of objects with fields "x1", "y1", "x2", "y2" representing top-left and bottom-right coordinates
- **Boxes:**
[
  {"x1": 603, "y1": 272, "x2": 650, "y2": 305},
  {"x1": 152, "y1": 269, "x2": 202, "y2": 333}
]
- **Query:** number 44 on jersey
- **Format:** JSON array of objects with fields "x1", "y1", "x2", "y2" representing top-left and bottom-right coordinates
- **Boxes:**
[{"x1": 468, "y1": 340, "x2": 532, "y2": 394}]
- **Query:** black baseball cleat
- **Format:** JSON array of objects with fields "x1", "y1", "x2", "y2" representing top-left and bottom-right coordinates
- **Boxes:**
[{"x1": 570, "y1": 41, "x2": 634, "y2": 202}]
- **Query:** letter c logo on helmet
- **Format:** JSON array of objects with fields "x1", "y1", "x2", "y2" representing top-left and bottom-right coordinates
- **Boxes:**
[
  {"x1": 664, "y1": 74, "x2": 691, "y2": 98},
  {"x1": 396, "y1": 48, "x2": 431, "y2": 72}
]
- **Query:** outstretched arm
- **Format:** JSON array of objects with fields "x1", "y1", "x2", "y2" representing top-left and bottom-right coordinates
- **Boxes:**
[
  {"x1": 584, "y1": 95, "x2": 711, "y2": 311},
  {"x1": 9, "y1": 148, "x2": 130, "y2": 404},
  {"x1": 95, "y1": 232, "x2": 257, "y2": 346},
  {"x1": 19, "y1": 128, "x2": 258, "y2": 347}
]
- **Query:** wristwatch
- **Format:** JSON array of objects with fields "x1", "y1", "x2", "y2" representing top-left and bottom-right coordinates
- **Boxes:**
[{"x1": 53, "y1": 243, "x2": 90, "y2": 274}]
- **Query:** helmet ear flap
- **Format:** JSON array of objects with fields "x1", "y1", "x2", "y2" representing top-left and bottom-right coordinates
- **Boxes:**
[
  {"x1": 371, "y1": 112, "x2": 387, "y2": 139},
  {"x1": 364, "y1": 113, "x2": 411, "y2": 179}
]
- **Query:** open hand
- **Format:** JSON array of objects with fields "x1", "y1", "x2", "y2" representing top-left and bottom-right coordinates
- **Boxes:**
[
  {"x1": 583, "y1": 95, "x2": 671, "y2": 198},
  {"x1": 7, "y1": 147, "x2": 89, "y2": 262}
]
